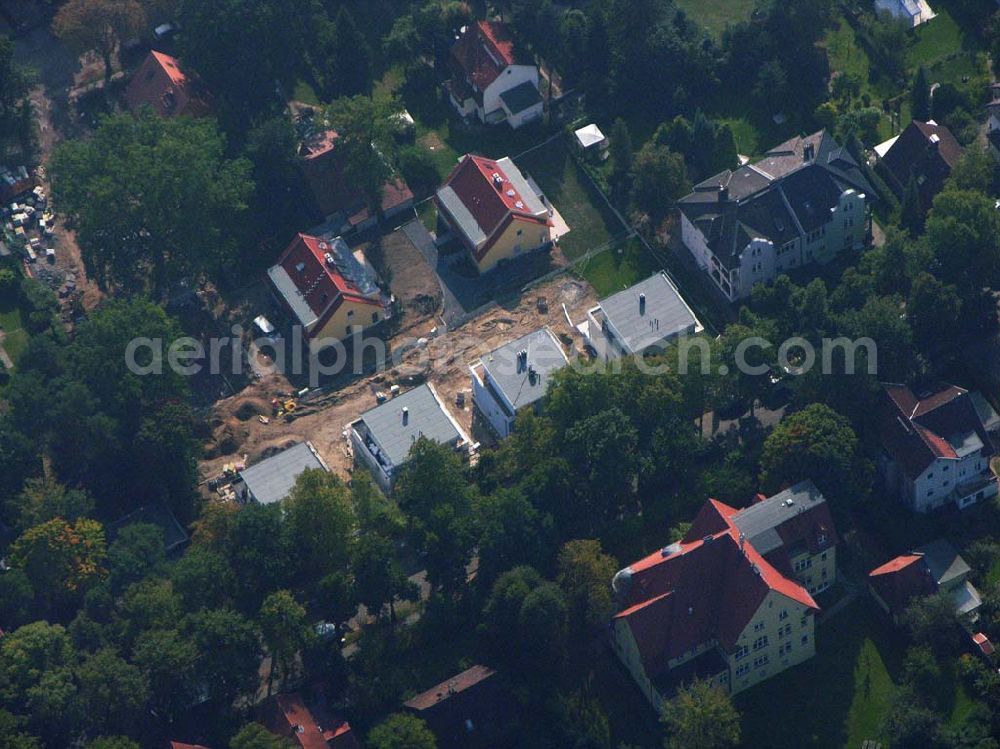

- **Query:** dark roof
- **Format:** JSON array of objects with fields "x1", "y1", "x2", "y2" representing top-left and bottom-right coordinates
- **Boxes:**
[
  {"x1": 731, "y1": 480, "x2": 838, "y2": 557},
  {"x1": 651, "y1": 646, "x2": 729, "y2": 699},
  {"x1": 405, "y1": 665, "x2": 497, "y2": 711},
  {"x1": 678, "y1": 130, "x2": 872, "y2": 268},
  {"x1": 879, "y1": 383, "x2": 994, "y2": 480},
  {"x1": 596, "y1": 272, "x2": 702, "y2": 353},
  {"x1": 499, "y1": 81, "x2": 541, "y2": 115},
  {"x1": 299, "y1": 130, "x2": 413, "y2": 225},
  {"x1": 354, "y1": 384, "x2": 464, "y2": 468},
  {"x1": 238, "y1": 442, "x2": 328, "y2": 505},
  {"x1": 989, "y1": 128, "x2": 1000, "y2": 152},
  {"x1": 879, "y1": 120, "x2": 962, "y2": 209},
  {"x1": 107, "y1": 502, "x2": 189, "y2": 554},
  {"x1": 403, "y1": 666, "x2": 515, "y2": 749},
  {"x1": 479, "y1": 327, "x2": 567, "y2": 411},
  {"x1": 613, "y1": 490, "x2": 826, "y2": 678},
  {"x1": 917, "y1": 538, "x2": 970, "y2": 587},
  {"x1": 868, "y1": 554, "x2": 937, "y2": 615}
]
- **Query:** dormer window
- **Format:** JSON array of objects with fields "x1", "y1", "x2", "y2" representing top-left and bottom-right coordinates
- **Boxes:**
[{"x1": 817, "y1": 532, "x2": 827, "y2": 546}]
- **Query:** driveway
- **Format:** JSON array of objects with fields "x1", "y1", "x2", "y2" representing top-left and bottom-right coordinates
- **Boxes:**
[{"x1": 401, "y1": 218, "x2": 564, "y2": 327}]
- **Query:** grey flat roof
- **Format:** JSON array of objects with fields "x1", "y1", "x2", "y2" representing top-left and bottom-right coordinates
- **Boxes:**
[
  {"x1": 599, "y1": 272, "x2": 701, "y2": 354},
  {"x1": 356, "y1": 384, "x2": 463, "y2": 468},
  {"x1": 480, "y1": 327, "x2": 568, "y2": 411},
  {"x1": 436, "y1": 184, "x2": 487, "y2": 249},
  {"x1": 916, "y1": 538, "x2": 970, "y2": 587},
  {"x1": 239, "y1": 441, "x2": 327, "y2": 505},
  {"x1": 267, "y1": 264, "x2": 318, "y2": 329},
  {"x1": 732, "y1": 480, "x2": 826, "y2": 555}
]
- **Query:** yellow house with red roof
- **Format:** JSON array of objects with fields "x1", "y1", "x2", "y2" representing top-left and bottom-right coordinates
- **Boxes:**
[
  {"x1": 611, "y1": 480, "x2": 838, "y2": 708},
  {"x1": 267, "y1": 233, "x2": 390, "y2": 350},
  {"x1": 435, "y1": 154, "x2": 552, "y2": 274}
]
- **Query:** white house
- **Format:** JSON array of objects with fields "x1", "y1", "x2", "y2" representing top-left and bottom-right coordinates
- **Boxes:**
[
  {"x1": 878, "y1": 383, "x2": 998, "y2": 513},
  {"x1": 875, "y1": 0, "x2": 936, "y2": 27},
  {"x1": 446, "y1": 20, "x2": 543, "y2": 129},
  {"x1": 350, "y1": 384, "x2": 469, "y2": 493},
  {"x1": 470, "y1": 327, "x2": 568, "y2": 439},
  {"x1": 577, "y1": 272, "x2": 703, "y2": 361},
  {"x1": 678, "y1": 130, "x2": 872, "y2": 302}
]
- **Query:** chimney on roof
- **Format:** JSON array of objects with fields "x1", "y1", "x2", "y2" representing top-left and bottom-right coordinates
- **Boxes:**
[
  {"x1": 803, "y1": 143, "x2": 815, "y2": 162},
  {"x1": 402, "y1": 406, "x2": 409, "y2": 425},
  {"x1": 492, "y1": 174, "x2": 503, "y2": 190},
  {"x1": 639, "y1": 293, "x2": 646, "y2": 315}
]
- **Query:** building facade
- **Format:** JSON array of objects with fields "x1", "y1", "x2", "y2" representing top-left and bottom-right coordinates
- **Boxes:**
[
  {"x1": 446, "y1": 20, "x2": 543, "y2": 129},
  {"x1": 678, "y1": 130, "x2": 872, "y2": 301},
  {"x1": 267, "y1": 233, "x2": 391, "y2": 351},
  {"x1": 469, "y1": 327, "x2": 568, "y2": 438},
  {"x1": 878, "y1": 383, "x2": 998, "y2": 513},
  {"x1": 611, "y1": 481, "x2": 837, "y2": 709},
  {"x1": 435, "y1": 154, "x2": 552, "y2": 274}
]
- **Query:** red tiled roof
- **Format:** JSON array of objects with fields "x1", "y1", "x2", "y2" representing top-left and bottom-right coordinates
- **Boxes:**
[
  {"x1": 616, "y1": 498, "x2": 820, "y2": 674},
  {"x1": 869, "y1": 554, "x2": 924, "y2": 577},
  {"x1": 973, "y1": 632, "x2": 995, "y2": 657},
  {"x1": 880, "y1": 120, "x2": 962, "y2": 209},
  {"x1": 125, "y1": 50, "x2": 206, "y2": 118},
  {"x1": 278, "y1": 233, "x2": 380, "y2": 311},
  {"x1": 450, "y1": 20, "x2": 519, "y2": 92},
  {"x1": 404, "y1": 664, "x2": 497, "y2": 711},
  {"x1": 437, "y1": 154, "x2": 549, "y2": 261},
  {"x1": 169, "y1": 743, "x2": 211, "y2": 749},
  {"x1": 868, "y1": 554, "x2": 937, "y2": 616},
  {"x1": 261, "y1": 693, "x2": 360, "y2": 749},
  {"x1": 879, "y1": 382, "x2": 994, "y2": 480},
  {"x1": 300, "y1": 130, "x2": 413, "y2": 222}
]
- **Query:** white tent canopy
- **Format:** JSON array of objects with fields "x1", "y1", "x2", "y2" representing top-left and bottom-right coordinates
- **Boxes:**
[{"x1": 574, "y1": 123, "x2": 607, "y2": 150}]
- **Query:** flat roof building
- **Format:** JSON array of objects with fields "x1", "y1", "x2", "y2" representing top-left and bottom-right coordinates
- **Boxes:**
[
  {"x1": 237, "y1": 442, "x2": 329, "y2": 505},
  {"x1": 470, "y1": 327, "x2": 568, "y2": 439},
  {"x1": 578, "y1": 272, "x2": 703, "y2": 360},
  {"x1": 350, "y1": 384, "x2": 468, "y2": 492}
]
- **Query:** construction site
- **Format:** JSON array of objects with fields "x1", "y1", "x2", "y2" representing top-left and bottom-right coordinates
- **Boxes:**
[{"x1": 199, "y1": 272, "x2": 597, "y2": 493}]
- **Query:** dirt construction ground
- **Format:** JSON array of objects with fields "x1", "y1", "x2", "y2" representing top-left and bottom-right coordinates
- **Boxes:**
[{"x1": 199, "y1": 274, "x2": 597, "y2": 486}]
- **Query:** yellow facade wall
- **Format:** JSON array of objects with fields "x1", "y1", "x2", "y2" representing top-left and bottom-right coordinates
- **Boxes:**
[
  {"x1": 790, "y1": 545, "x2": 837, "y2": 596},
  {"x1": 313, "y1": 299, "x2": 385, "y2": 344},
  {"x1": 728, "y1": 590, "x2": 816, "y2": 695},
  {"x1": 476, "y1": 217, "x2": 551, "y2": 273}
]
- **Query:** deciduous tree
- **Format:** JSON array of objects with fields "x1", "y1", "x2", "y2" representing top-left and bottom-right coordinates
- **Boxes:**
[
  {"x1": 661, "y1": 679, "x2": 740, "y2": 749},
  {"x1": 50, "y1": 112, "x2": 252, "y2": 297},
  {"x1": 367, "y1": 713, "x2": 437, "y2": 749},
  {"x1": 53, "y1": 0, "x2": 144, "y2": 83}
]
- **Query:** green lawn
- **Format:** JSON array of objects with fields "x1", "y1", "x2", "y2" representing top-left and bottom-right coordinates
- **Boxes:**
[
  {"x1": 0, "y1": 303, "x2": 27, "y2": 366},
  {"x1": 823, "y1": 19, "x2": 898, "y2": 142},
  {"x1": 514, "y1": 140, "x2": 628, "y2": 260},
  {"x1": 908, "y1": 8, "x2": 967, "y2": 68},
  {"x1": 415, "y1": 199, "x2": 438, "y2": 235},
  {"x1": 673, "y1": 0, "x2": 757, "y2": 37},
  {"x1": 576, "y1": 237, "x2": 659, "y2": 297},
  {"x1": 738, "y1": 599, "x2": 903, "y2": 749}
]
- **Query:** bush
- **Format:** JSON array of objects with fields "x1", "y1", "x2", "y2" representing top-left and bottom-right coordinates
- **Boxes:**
[{"x1": 0, "y1": 268, "x2": 18, "y2": 296}]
